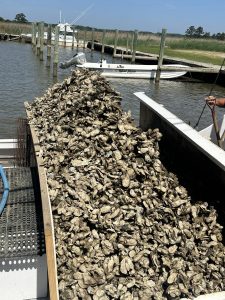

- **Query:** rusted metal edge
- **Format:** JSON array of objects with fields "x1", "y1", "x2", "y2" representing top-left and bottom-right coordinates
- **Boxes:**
[{"x1": 24, "y1": 102, "x2": 59, "y2": 300}]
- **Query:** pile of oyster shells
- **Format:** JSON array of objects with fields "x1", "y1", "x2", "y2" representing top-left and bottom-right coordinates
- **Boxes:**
[{"x1": 26, "y1": 69, "x2": 225, "y2": 300}]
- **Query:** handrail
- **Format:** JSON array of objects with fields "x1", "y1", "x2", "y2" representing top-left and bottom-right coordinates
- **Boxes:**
[{"x1": 0, "y1": 165, "x2": 9, "y2": 215}]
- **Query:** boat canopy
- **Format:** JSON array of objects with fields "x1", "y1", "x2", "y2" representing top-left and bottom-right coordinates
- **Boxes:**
[{"x1": 57, "y1": 23, "x2": 73, "y2": 33}]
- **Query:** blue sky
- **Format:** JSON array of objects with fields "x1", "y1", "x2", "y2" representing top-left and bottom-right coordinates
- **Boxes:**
[{"x1": 1, "y1": 0, "x2": 225, "y2": 34}]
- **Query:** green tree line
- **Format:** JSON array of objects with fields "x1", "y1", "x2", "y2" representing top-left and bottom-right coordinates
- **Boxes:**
[
  {"x1": 185, "y1": 25, "x2": 225, "y2": 40},
  {"x1": 0, "y1": 13, "x2": 28, "y2": 23},
  {"x1": 1, "y1": 14, "x2": 225, "y2": 41}
]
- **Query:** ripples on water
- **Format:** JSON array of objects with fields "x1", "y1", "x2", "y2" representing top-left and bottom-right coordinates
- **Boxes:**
[{"x1": 1, "y1": 41, "x2": 225, "y2": 138}]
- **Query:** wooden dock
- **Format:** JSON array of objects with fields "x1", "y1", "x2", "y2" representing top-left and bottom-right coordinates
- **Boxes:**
[{"x1": 87, "y1": 41, "x2": 222, "y2": 74}]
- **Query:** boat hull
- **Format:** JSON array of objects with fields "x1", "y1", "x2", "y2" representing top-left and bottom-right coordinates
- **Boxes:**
[
  {"x1": 101, "y1": 70, "x2": 187, "y2": 79},
  {"x1": 77, "y1": 63, "x2": 188, "y2": 79}
]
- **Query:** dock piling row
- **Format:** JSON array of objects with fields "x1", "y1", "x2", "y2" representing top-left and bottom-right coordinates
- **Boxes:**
[{"x1": 27, "y1": 22, "x2": 222, "y2": 81}]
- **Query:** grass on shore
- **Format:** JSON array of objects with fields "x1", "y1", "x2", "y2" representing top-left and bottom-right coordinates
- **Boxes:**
[
  {"x1": 1, "y1": 21, "x2": 225, "y2": 65},
  {"x1": 97, "y1": 31, "x2": 225, "y2": 65},
  {"x1": 0, "y1": 21, "x2": 31, "y2": 34}
]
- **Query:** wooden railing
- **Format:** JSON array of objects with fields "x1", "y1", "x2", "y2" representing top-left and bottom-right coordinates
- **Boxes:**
[{"x1": 25, "y1": 105, "x2": 59, "y2": 300}]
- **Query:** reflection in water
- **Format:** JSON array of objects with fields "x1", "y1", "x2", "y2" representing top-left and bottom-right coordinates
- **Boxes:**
[
  {"x1": 110, "y1": 77, "x2": 225, "y2": 130},
  {"x1": 0, "y1": 41, "x2": 225, "y2": 137}
]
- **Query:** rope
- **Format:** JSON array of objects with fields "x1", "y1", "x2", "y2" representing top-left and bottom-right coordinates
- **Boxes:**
[{"x1": 193, "y1": 58, "x2": 225, "y2": 129}]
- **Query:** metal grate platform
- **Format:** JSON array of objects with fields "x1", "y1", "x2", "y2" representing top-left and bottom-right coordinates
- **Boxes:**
[{"x1": 0, "y1": 167, "x2": 45, "y2": 258}]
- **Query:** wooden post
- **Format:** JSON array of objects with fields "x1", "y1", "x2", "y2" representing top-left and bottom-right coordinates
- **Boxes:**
[
  {"x1": 32, "y1": 22, "x2": 37, "y2": 51},
  {"x1": 76, "y1": 31, "x2": 79, "y2": 49},
  {"x1": 31, "y1": 23, "x2": 35, "y2": 49},
  {"x1": 36, "y1": 22, "x2": 41, "y2": 56},
  {"x1": 83, "y1": 30, "x2": 86, "y2": 49},
  {"x1": 91, "y1": 28, "x2": 95, "y2": 52},
  {"x1": 126, "y1": 32, "x2": 129, "y2": 54},
  {"x1": 53, "y1": 26, "x2": 59, "y2": 78},
  {"x1": 121, "y1": 50, "x2": 124, "y2": 62},
  {"x1": 64, "y1": 25, "x2": 67, "y2": 47},
  {"x1": 131, "y1": 32, "x2": 134, "y2": 57},
  {"x1": 131, "y1": 30, "x2": 138, "y2": 63},
  {"x1": 72, "y1": 27, "x2": 75, "y2": 49},
  {"x1": 33, "y1": 22, "x2": 37, "y2": 51},
  {"x1": 46, "y1": 24, "x2": 52, "y2": 67},
  {"x1": 40, "y1": 22, "x2": 44, "y2": 61},
  {"x1": 155, "y1": 28, "x2": 167, "y2": 83},
  {"x1": 101, "y1": 30, "x2": 106, "y2": 55},
  {"x1": 113, "y1": 29, "x2": 119, "y2": 57}
]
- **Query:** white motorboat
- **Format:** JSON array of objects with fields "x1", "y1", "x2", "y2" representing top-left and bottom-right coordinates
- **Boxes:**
[
  {"x1": 52, "y1": 22, "x2": 77, "y2": 46},
  {"x1": 78, "y1": 59, "x2": 188, "y2": 79},
  {"x1": 60, "y1": 52, "x2": 188, "y2": 79},
  {"x1": 22, "y1": 22, "x2": 77, "y2": 47}
]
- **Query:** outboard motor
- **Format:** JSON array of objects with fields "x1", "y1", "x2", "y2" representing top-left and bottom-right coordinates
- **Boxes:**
[
  {"x1": 73, "y1": 52, "x2": 86, "y2": 64},
  {"x1": 59, "y1": 52, "x2": 86, "y2": 69}
]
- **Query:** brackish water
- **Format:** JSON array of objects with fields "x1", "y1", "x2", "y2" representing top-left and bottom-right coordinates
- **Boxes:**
[{"x1": 1, "y1": 41, "x2": 225, "y2": 138}]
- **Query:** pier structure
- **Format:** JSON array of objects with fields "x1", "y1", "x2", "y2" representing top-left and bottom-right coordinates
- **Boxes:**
[{"x1": 2, "y1": 25, "x2": 225, "y2": 83}]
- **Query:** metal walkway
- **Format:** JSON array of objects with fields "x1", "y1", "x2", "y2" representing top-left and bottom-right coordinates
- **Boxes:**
[{"x1": 0, "y1": 167, "x2": 45, "y2": 258}]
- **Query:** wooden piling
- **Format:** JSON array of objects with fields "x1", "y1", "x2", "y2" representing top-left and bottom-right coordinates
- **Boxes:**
[
  {"x1": 131, "y1": 30, "x2": 138, "y2": 63},
  {"x1": 36, "y1": 22, "x2": 41, "y2": 56},
  {"x1": 155, "y1": 28, "x2": 167, "y2": 83},
  {"x1": 40, "y1": 22, "x2": 44, "y2": 61},
  {"x1": 76, "y1": 31, "x2": 79, "y2": 49},
  {"x1": 126, "y1": 32, "x2": 129, "y2": 54},
  {"x1": 53, "y1": 26, "x2": 59, "y2": 78},
  {"x1": 101, "y1": 30, "x2": 106, "y2": 54},
  {"x1": 91, "y1": 28, "x2": 95, "y2": 52},
  {"x1": 64, "y1": 25, "x2": 67, "y2": 47},
  {"x1": 113, "y1": 29, "x2": 119, "y2": 57},
  {"x1": 46, "y1": 24, "x2": 52, "y2": 67},
  {"x1": 131, "y1": 32, "x2": 134, "y2": 56},
  {"x1": 33, "y1": 22, "x2": 37, "y2": 51},
  {"x1": 83, "y1": 30, "x2": 87, "y2": 49},
  {"x1": 72, "y1": 27, "x2": 75, "y2": 49},
  {"x1": 31, "y1": 23, "x2": 35, "y2": 50}
]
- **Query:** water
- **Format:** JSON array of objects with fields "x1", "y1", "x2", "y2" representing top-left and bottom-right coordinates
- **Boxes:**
[{"x1": 1, "y1": 41, "x2": 225, "y2": 138}]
